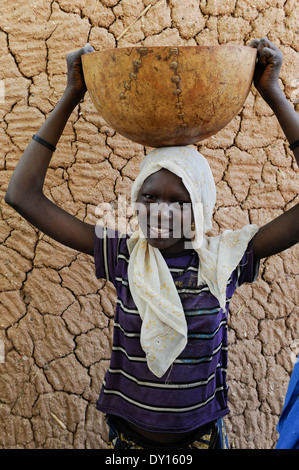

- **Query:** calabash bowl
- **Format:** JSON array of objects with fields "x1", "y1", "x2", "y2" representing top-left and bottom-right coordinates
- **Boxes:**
[{"x1": 82, "y1": 45, "x2": 256, "y2": 147}]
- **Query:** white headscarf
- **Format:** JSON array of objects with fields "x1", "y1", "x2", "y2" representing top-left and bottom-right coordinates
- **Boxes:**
[{"x1": 127, "y1": 146, "x2": 258, "y2": 377}]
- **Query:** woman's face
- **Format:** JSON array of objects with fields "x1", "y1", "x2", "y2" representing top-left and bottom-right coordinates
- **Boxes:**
[{"x1": 136, "y1": 169, "x2": 194, "y2": 255}]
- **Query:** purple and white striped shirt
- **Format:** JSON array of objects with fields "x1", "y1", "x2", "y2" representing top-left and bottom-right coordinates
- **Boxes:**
[{"x1": 94, "y1": 227, "x2": 259, "y2": 433}]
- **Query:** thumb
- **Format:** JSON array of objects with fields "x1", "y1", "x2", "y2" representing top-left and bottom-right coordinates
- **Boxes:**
[
  {"x1": 248, "y1": 39, "x2": 259, "y2": 49},
  {"x1": 82, "y1": 43, "x2": 95, "y2": 55}
]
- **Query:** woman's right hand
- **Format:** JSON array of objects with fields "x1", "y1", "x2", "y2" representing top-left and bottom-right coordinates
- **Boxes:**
[{"x1": 65, "y1": 43, "x2": 95, "y2": 102}]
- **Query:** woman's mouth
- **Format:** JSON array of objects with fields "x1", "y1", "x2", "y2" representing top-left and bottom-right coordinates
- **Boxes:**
[{"x1": 148, "y1": 225, "x2": 173, "y2": 238}]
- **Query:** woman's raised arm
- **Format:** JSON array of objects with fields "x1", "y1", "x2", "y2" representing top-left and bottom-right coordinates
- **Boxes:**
[
  {"x1": 249, "y1": 38, "x2": 299, "y2": 260},
  {"x1": 5, "y1": 44, "x2": 96, "y2": 256}
]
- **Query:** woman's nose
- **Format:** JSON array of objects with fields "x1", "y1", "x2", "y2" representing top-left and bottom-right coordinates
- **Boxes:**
[{"x1": 150, "y1": 202, "x2": 172, "y2": 224}]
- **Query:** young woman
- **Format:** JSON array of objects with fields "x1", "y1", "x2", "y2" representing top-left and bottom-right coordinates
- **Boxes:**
[{"x1": 5, "y1": 38, "x2": 299, "y2": 449}]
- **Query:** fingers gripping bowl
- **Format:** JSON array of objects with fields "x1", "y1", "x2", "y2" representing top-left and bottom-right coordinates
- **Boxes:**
[{"x1": 82, "y1": 46, "x2": 257, "y2": 147}]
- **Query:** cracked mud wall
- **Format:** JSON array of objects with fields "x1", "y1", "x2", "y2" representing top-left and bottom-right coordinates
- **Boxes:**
[{"x1": 0, "y1": 0, "x2": 298, "y2": 449}]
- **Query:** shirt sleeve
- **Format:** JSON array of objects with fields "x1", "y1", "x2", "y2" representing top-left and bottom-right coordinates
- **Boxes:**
[
  {"x1": 94, "y1": 225, "x2": 123, "y2": 285},
  {"x1": 234, "y1": 238, "x2": 260, "y2": 287}
]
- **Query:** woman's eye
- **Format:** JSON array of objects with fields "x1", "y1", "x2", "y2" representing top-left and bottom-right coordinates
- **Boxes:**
[
  {"x1": 172, "y1": 201, "x2": 192, "y2": 213},
  {"x1": 175, "y1": 201, "x2": 187, "y2": 207}
]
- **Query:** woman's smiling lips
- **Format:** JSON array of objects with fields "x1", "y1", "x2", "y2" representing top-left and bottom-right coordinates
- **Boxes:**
[{"x1": 147, "y1": 225, "x2": 173, "y2": 238}]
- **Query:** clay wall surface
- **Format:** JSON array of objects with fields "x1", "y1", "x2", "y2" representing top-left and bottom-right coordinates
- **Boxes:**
[{"x1": 0, "y1": 0, "x2": 298, "y2": 449}]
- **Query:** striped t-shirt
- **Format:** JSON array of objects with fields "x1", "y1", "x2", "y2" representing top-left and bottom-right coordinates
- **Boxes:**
[{"x1": 94, "y1": 227, "x2": 259, "y2": 433}]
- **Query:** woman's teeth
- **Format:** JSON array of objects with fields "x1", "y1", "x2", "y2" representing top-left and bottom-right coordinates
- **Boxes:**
[
  {"x1": 149, "y1": 226, "x2": 172, "y2": 238},
  {"x1": 151, "y1": 227, "x2": 169, "y2": 234}
]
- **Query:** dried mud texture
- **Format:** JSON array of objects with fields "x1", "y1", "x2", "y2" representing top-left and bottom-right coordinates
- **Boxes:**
[{"x1": 0, "y1": 0, "x2": 298, "y2": 450}]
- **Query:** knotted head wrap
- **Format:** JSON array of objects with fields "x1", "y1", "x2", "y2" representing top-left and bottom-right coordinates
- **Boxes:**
[{"x1": 127, "y1": 146, "x2": 258, "y2": 377}]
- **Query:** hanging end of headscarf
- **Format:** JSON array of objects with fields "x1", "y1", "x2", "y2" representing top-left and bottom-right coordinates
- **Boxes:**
[
  {"x1": 144, "y1": 335, "x2": 188, "y2": 378},
  {"x1": 196, "y1": 224, "x2": 259, "y2": 313}
]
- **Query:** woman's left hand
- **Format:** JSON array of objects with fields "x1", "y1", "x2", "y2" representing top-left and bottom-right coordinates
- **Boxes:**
[{"x1": 249, "y1": 37, "x2": 283, "y2": 102}]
